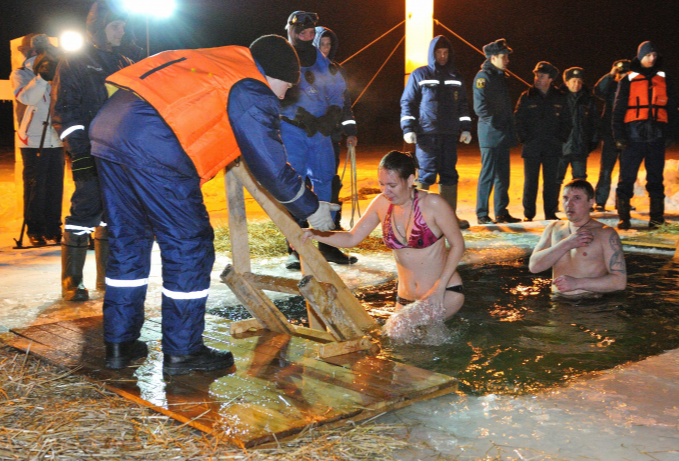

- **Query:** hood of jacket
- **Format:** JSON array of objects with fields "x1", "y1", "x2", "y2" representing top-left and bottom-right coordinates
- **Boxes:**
[
  {"x1": 87, "y1": 0, "x2": 127, "y2": 50},
  {"x1": 428, "y1": 35, "x2": 455, "y2": 72},
  {"x1": 312, "y1": 26, "x2": 339, "y2": 61}
]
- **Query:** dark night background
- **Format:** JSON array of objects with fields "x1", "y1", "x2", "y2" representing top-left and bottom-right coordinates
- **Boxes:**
[{"x1": 1, "y1": 0, "x2": 678, "y2": 150}]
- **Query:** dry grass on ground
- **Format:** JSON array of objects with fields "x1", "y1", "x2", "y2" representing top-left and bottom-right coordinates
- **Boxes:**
[{"x1": 0, "y1": 343, "x2": 416, "y2": 460}]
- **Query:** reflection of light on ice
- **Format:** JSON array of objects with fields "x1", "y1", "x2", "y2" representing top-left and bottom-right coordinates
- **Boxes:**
[{"x1": 608, "y1": 159, "x2": 679, "y2": 210}]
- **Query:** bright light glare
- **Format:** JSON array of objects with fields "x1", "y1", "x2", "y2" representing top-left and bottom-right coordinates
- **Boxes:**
[
  {"x1": 122, "y1": 0, "x2": 176, "y2": 18},
  {"x1": 60, "y1": 31, "x2": 84, "y2": 52}
]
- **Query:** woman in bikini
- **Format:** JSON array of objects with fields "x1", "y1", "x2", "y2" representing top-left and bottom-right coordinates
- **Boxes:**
[{"x1": 304, "y1": 150, "x2": 465, "y2": 320}]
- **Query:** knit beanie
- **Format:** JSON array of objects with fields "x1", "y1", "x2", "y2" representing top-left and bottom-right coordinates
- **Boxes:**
[
  {"x1": 637, "y1": 41, "x2": 658, "y2": 60},
  {"x1": 250, "y1": 35, "x2": 301, "y2": 84}
]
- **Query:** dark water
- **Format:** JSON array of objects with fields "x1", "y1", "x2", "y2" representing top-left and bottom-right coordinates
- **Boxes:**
[{"x1": 209, "y1": 253, "x2": 679, "y2": 396}]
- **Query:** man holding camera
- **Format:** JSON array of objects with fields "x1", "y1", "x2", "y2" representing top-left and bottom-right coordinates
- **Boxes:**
[{"x1": 10, "y1": 34, "x2": 64, "y2": 247}]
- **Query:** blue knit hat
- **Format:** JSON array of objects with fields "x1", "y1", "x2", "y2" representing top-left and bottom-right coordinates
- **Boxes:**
[{"x1": 637, "y1": 41, "x2": 658, "y2": 60}]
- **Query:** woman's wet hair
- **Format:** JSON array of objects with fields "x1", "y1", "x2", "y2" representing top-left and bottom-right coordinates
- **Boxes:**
[{"x1": 378, "y1": 151, "x2": 418, "y2": 180}]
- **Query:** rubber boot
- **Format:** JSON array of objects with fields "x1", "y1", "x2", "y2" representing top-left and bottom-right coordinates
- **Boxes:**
[
  {"x1": 616, "y1": 196, "x2": 631, "y2": 230},
  {"x1": 94, "y1": 226, "x2": 109, "y2": 291},
  {"x1": 649, "y1": 196, "x2": 665, "y2": 229},
  {"x1": 62, "y1": 232, "x2": 89, "y2": 301},
  {"x1": 439, "y1": 184, "x2": 470, "y2": 230},
  {"x1": 318, "y1": 241, "x2": 358, "y2": 265}
]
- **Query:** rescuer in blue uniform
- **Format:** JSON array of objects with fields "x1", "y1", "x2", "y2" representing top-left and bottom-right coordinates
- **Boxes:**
[
  {"x1": 613, "y1": 41, "x2": 678, "y2": 230},
  {"x1": 473, "y1": 39, "x2": 520, "y2": 225},
  {"x1": 89, "y1": 35, "x2": 337, "y2": 375},
  {"x1": 400, "y1": 35, "x2": 473, "y2": 229},
  {"x1": 280, "y1": 12, "x2": 350, "y2": 269},
  {"x1": 51, "y1": 0, "x2": 134, "y2": 302}
]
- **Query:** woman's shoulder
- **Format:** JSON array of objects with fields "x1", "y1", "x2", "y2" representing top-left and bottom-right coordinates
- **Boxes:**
[{"x1": 417, "y1": 190, "x2": 447, "y2": 211}]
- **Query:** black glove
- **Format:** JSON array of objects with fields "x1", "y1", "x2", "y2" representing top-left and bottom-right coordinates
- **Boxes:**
[
  {"x1": 34, "y1": 52, "x2": 58, "y2": 82},
  {"x1": 293, "y1": 107, "x2": 318, "y2": 137},
  {"x1": 315, "y1": 105, "x2": 342, "y2": 137},
  {"x1": 70, "y1": 152, "x2": 97, "y2": 182}
]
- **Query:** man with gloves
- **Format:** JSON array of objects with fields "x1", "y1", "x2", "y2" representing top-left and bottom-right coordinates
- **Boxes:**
[
  {"x1": 89, "y1": 35, "x2": 336, "y2": 375},
  {"x1": 400, "y1": 35, "x2": 473, "y2": 229},
  {"x1": 280, "y1": 11, "x2": 353, "y2": 269},
  {"x1": 613, "y1": 41, "x2": 678, "y2": 230},
  {"x1": 473, "y1": 38, "x2": 520, "y2": 225},
  {"x1": 10, "y1": 34, "x2": 64, "y2": 247},
  {"x1": 51, "y1": 0, "x2": 135, "y2": 301}
]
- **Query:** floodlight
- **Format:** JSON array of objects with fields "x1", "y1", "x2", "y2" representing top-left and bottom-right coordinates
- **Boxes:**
[
  {"x1": 60, "y1": 31, "x2": 84, "y2": 52},
  {"x1": 122, "y1": 0, "x2": 176, "y2": 18}
]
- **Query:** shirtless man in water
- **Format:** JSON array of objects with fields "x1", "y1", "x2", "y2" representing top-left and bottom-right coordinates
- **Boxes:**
[{"x1": 529, "y1": 179, "x2": 626, "y2": 297}]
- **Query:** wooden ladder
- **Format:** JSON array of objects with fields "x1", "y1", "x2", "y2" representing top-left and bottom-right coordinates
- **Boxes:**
[{"x1": 219, "y1": 160, "x2": 379, "y2": 358}]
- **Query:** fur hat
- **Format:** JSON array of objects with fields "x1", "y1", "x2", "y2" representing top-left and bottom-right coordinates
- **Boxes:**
[
  {"x1": 533, "y1": 61, "x2": 558, "y2": 79},
  {"x1": 483, "y1": 39, "x2": 512, "y2": 57},
  {"x1": 563, "y1": 67, "x2": 584, "y2": 82},
  {"x1": 250, "y1": 35, "x2": 301, "y2": 84}
]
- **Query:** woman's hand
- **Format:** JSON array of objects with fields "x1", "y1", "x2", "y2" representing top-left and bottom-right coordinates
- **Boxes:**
[
  {"x1": 420, "y1": 280, "x2": 446, "y2": 315},
  {"x1": 301, "y1": 228, "x2": 316, "y2": 244}
]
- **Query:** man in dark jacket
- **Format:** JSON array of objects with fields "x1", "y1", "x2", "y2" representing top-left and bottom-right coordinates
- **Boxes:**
[
  {"x1": 514, "y1": 61, "x2": 572, "y2": 221},
  {"x1": 473, "y1": 38, "x2": 520, "y2": 225},
  {"x1": 593, "y1": 59, "x2": 630, "y2": 211},
  {"x1": 613, "y1": 41, "x2": 678, "y2": 229},
  {"x1": 89, "y1": 35, "x2": 336, "y2": 375},
  {"x1": 401, "y1": 35, "x2": 473, "y2": 229},
  {"x1": 556, "y1": 67, "x2": 599, "y2": 210},
  {"x1": 51, "y1": 0, "x2": 134, "y2": 302}
]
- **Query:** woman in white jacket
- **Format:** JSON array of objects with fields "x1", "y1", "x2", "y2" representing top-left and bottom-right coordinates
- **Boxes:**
[{"x1": 10, "y1": 34, "x2": 64, "y2": 246}]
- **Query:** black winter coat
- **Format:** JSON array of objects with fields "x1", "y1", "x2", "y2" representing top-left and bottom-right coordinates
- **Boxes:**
[
  {"x1": 514, "y1": 86, "x2": 571, "y2": 158},
  {"x1": 562, "y1": 88, "x2": 599, "y2": 158}
]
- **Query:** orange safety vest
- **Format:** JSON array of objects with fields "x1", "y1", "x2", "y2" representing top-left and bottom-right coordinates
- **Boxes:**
[
  {"x1": 106, "y1": 46, "x2": 270, "y2": 185},
  {"x1": 624, "y1": 71, "x2": 669, "y2": 124}
]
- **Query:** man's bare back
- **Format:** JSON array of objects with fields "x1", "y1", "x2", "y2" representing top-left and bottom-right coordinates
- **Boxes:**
[{"x1": 529, "y1": 181, "x2": 626, "y2": 297}]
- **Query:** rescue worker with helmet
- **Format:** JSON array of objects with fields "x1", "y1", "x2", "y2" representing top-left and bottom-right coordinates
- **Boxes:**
[
  {"x1": 613, "y1": 41, "x2": 678, "y2": 230},
  {"x1": 280, "y1": 12, "x2": 351, "y2": 269},
  {"x1": 89, "y1": 35, "x2": 337, "y2": 375}
]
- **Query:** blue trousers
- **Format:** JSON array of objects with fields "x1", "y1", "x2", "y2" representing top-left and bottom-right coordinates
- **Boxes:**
[
  {"x1": 616, "y1": 140, "x2": 666, "y2": 201},
  {"x1": 415, "y1": 134, "x2": 459, "y2": 186},
  {"x1": 523, "y1": 156, "x2": 559, "y2": 220},
  {"x1": 96, "y1": 158, "x2": 214, "y2": 356},
  {"x1": 476, "y1": 147, "x2": 510, "y2": 218},
  {"x1": 21, "y1": 147, "x2": 64, "y2": 237}
]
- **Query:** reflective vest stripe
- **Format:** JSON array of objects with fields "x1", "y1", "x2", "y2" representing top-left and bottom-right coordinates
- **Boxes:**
[
  {"x1": 106, "y1": 277, "x2": 149, "y2": 287},
  {"x1": 401, "y1": 115, "x2": 416, "y2": 122},
  {"x1": 419, "y1": 80, "x2": 439, "y2": 86},
  {"x1": 162, "y1": 288, "x2": 210, "y2": 299},
  {"x1": 60, "y1": 125, "x2": 85, "y2": 140},
  {"x1": 444, "y1": 80, "x2": 461, "y2": 86}
]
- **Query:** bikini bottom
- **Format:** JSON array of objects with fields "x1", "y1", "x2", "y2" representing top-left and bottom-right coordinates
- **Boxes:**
[{"x1": 395, "y1": 284, "x2": 464, "y2": 306}]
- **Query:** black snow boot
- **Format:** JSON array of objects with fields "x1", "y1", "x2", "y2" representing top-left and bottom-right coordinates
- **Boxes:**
[
  {"x1": 649, "y1": 196, "x2": 665, "y2": 229},
  {"x1": 105, "y1": 340, "x2": 148, "y2": 369},
  {"x1": 616, "y1": 197, "x2": 631, "y2": 230},
  {"x1": 164, "y1": 345, "x2": 234, "y2": 376},
  {"x1": 62, "y1": 233, "x2": 90, "y2": 301},
  {"x1": 94, "y1": 226, "x2": 109, "y2": 291}
]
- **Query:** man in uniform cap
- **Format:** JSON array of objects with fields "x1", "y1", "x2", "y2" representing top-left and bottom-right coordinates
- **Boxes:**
[
  {"x1": 88, "y1": 35, "x2": 337, "y2": 375},
  {"x1": 593, "y1": 59, "x2": 630, "y2": 211},
  {"x1": 613, "y1": 41, "x2": 678, "y2": 229},
  {"x1": 473, "y1": 38, "x2": 520, "y2": 225},
  {"x1": 514, "y1": 61, "x2": 572, "y2": 221},
  {"x1": 555, "y1": 67, "x2": 599, "y2": 211}
]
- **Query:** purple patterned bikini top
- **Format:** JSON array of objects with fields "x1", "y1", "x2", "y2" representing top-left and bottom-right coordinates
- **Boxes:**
[{"x1": 383, "y1": 189, "x2": 443, "y2": 250}]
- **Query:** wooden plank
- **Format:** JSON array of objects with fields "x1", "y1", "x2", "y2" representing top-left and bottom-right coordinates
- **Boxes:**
[
  {"x1": 227, "y1": 161, "x2": 377, "y2": 332},
  {"x1": 317, "y1": 337, "x2": 378, "y2": 358},
  {"x1": 298, "y1": 275, "x2": 365, "y2": 341},
  {"x1": 220, "y1": 264, "x2": 294, "y2": 335},
  {"x1": 225, "y1": 166, "x2": 251, "y2": 273},
  {"x1": 242, "y1": 272, "x2": 301, "y2": 295}
]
